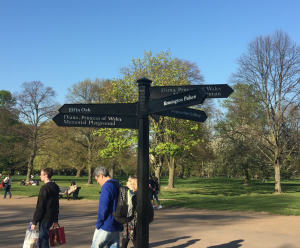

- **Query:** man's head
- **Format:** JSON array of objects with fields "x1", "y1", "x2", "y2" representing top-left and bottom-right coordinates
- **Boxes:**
[
  {"x1": 7, "y1": 173, "x2": 11, "y2": 177},
  {"x1": 40, "y1": 167, "x2": 53, "y2": 182},
  {"x1": 93, "y1": 166, "x2": 110, "y2": 186},
  {"x1": 149, "y1": 175, "x2": 152, "y2": 179}
]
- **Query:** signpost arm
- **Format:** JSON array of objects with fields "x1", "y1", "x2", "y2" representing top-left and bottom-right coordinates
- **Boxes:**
[{"x1": 137, "y1": 77, "x2": 152, "y2": 248}]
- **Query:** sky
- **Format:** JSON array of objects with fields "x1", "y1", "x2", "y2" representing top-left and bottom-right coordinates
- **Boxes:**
[{"x1": 1, "y1": 0, "x2": 299, "y2": 105}]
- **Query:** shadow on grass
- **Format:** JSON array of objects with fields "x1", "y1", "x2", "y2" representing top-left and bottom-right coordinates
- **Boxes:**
[{"x1": 207, "y1": 239, "x2": 244, "y2": 248}]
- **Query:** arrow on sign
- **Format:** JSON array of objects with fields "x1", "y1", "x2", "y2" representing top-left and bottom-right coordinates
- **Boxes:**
[
  {"x1": 147, "y1": 88, "x2": 207, "y2": 115},
  {"x1": 58, "y1": 103, "x2": 137, "y2": 116},
  {"x1": 149, "y1": 84, "x2": 233, "y2": 100},
  {"x1": 157, "y1": 108, "x2": 207, "y2": 122},
  {"x1": 53, "y1": 113, "x2": 138, "y2": 129}
]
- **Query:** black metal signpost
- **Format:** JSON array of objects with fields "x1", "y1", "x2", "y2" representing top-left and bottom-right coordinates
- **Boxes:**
[{"x1": 52, "y1": 77, "x2": 233, "y2": 248}]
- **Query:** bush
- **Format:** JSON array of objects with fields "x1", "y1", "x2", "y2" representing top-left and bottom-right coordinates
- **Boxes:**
[
  {"x1": 14, "y1": 171, "x2": 26, "y2": 175},
  {"x1": 2, "y1": 171, "x2": 11, "y2": 175}
]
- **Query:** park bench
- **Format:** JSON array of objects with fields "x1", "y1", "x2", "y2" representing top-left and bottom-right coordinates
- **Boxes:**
[{"x1": 59, "y1": 186, "x2": 81, "y2": 200}]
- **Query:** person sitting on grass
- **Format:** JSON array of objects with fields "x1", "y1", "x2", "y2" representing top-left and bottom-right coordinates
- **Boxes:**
[
  {"x1": 20, "y1": 179, "x2": 26, "y2": 186},
  {"x1": 32, "y1": 179, "x2": 39, "y2": 186},
  {"x1": 65, "y1": 181, "x2": 77, "y2": 200}
]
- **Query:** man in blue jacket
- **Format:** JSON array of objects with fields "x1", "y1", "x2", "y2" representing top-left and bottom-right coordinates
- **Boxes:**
[{"x1": 91, "y1": 166, "x2": 122, "y2": 248}]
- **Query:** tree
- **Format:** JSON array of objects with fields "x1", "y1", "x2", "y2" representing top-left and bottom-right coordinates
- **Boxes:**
[
  {"x1": 232, "y1": 30, "x2": 300, "y2": 193},
  {"x1": 0, "y1": 91, "x2": 27, "y2": 172},
  {"x1": 117, "y1": 51, "x2": 209, "y2": 188},
  {"x1": 65, "y1": 78, "x2": 110, "y2": 184},
  {"x1": 0, "y1": 90, "x2": 16, "y2": 108},
  {"x1": 15, "y1": 81, "x2": 57, "y2": 182}
]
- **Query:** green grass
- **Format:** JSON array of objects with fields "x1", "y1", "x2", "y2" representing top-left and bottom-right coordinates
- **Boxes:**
[{"x1": 2, "y1": 175, "x2": 300, "y2": 216}]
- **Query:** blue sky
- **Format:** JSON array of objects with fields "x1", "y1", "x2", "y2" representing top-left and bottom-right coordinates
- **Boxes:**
[{"x1": 1, "y1": 0, "x2": 299, "y2": 105}]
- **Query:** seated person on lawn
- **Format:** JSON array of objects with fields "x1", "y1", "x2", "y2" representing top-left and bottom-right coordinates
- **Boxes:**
[{"x1": 65, "y1": 181, "x2": 77, "y2": 200}]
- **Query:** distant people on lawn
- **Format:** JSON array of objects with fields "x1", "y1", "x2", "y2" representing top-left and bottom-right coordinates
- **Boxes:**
[
  {"x1": 32, "y1": 179, "x2": 39, "y2": 186},
  {"x1": 31, "y1": 167, "x2": 59, "y2": 248},
  {"x1": 20, "y1": 179, "x2": 26, "y2": 186},
  {"x1": 91, "y1": 166, "x2": 122, "y2": 248},
  {"x1": 64, "y1": 181, "x2": 77, "y2": 200},
  {"x1": 3, "y1": 173, "x2": 12, "y2": 199}
]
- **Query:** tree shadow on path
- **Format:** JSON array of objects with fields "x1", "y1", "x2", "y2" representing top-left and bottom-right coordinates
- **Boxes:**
[{"x1": 207, "y1": 239, "x2": 244, "y2": 248}]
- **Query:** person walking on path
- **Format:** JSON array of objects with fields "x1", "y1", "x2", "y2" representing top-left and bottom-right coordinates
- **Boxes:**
[
  {"x1": 91, "y1": 166, "x2": 122, "y2": 248},
  {"x1": 3, "y1": 173, "x2": 12, "y2": 198},
  {"x1": 121, "y1": 176, "x2": 138, "y2": 248},
  {"x1": 152, "y1": 177, "x2": 162, "y2": 209},
  {"x1": 30, "y1": 167, "x2": 59, "y2": 248},
  {"x1": 149, "y1": 175, "x2": 156, "y2": 208}
]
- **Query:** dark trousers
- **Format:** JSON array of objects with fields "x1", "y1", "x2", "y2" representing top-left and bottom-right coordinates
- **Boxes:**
[
  {"x1": 38, "y1": 221, "x2": 53, "y2": 248},
  {"x1": 4, "y1": 184, "x2": 11, "y2": 198},
  {"x1": 121, "y1": 237, "x2": 136, "y2": 248}
]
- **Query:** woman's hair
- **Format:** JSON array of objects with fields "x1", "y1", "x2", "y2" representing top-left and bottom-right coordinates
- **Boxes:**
[
  {"x1": 154, "y1": 176, "x2": 158, "y2": 182},
  {"x1": 71, "y1": 181, "x2": 76, "y2": 186},
  {"x1": 128, "y1": 176, "x2": 137, "y2": 192}
]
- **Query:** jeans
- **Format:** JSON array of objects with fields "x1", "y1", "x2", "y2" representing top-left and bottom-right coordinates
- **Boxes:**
[
  {"x1": 38, "y1": 221, "x2": 53, "y2": 248},
  {"x1": 91, "y1": 228, "x2": 120, "y2": 248},
  {"x1": 4, "y1": 184, "x2": 11, "y2": 198},
  {"x1": 153, "y1": 190, "x2": 161, "y2": 205}
]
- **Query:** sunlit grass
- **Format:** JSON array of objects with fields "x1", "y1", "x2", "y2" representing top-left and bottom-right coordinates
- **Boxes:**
[{"x1": 2, "y1": 175, "x2": 300, "y2": 215}]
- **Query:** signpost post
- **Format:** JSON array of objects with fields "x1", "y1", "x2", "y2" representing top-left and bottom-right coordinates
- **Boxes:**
[{"x1": 52, "y1": 77, "x2": 233, "y2": 248}]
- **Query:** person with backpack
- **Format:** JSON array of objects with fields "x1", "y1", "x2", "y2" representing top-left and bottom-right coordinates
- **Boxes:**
[
  {"x1": 91, "y1": 166, "x2": 122, "y2": 248},
  {"x1": 121, "y1": 176, "x2": 138, "y2": 248},
  {"x1": 3, "y1": 173, "x2": 12, "y2": 198}
]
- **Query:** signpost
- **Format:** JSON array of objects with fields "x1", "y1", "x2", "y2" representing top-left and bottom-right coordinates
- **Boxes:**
[
  {"x1": 53, "y1": 77, "x2": 233, "y2": 248},
  {"x1": 157, "y1": 108, "x2": 207, "y2": 122},
  {"x1": 147, "y1": 88, "x2": 207, "y2": 114},
  {"x1": 53, "y1": 113, "x2": 138, "y2": 129},
  {"x1": 149, "y1": 84, "x2": 234, "y2": 100},
  {"x1": 58, "y1": 103, "x2": 137, "y2": 116}
]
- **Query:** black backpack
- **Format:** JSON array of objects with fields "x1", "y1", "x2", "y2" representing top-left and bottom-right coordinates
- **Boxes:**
[{"x1": 107, "y1": 180, "x2": 137, "y2": 224}]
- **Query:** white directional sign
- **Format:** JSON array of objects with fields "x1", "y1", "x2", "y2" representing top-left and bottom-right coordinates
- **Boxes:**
[{"x1": 147, "y1": 88, "x2": 207, "y2": 115}]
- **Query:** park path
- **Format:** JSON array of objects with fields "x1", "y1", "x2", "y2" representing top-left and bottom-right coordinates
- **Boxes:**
[{"x1": 0, "y1": 196, "x2": 299, "y2": 248}]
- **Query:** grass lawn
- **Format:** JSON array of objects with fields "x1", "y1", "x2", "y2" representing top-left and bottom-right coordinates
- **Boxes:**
[{"x1": 2, "y1": 175, "x2": 300, "y2": 216}]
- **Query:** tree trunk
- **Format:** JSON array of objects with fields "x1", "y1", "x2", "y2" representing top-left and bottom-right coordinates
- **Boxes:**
[
  {"x1": 110, "y1": 159, "x2": 115, "y2": 179},
  {"x1": 76, "y1": 167, "x2": 83, "y2": 177},
  {"x1": 201, "y1": 161, "x2": 205, "y2": 177},
  {"x1": 244, "y1": 166, "x2": 249, "y2": 186},
  {"x1": 26, "y1": 156, "x2": 33, "y2": 182},
  {"x1": 178, "y1": 163, "x2": 184, "y2": 178},
  {"x1": 274, "y1": 161, "x2": 282, "y2": 193},
  {"x1": 87, "y1": 143, "x2": 93, "y2": 184},
  {"x1": 26, "y1": 143, "x2": 36, "y2": 182},
  {"x1": 167, "y1": 157, "x2": 175, "y2": 189},
  {"x1": 155, "y1": 158, "x2": 163, "y2": 194}
]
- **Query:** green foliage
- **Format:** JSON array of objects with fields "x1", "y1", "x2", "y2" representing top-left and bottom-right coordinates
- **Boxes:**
[{"x1": 0, "y1": 90, "x2": 16, "y2": 108}]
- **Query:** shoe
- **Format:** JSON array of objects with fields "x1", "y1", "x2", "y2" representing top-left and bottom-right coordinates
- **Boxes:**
[
  {"x1": 10, "y1": 195, "x2": 12, "y2": 198},
  {"x1": 157, "y1": 205, "x2": 162, "y2": 209}
]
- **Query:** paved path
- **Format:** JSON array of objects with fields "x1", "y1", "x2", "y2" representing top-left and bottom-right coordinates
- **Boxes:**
[{"x1": 1, "y1": 196, "x2": 299, "y2": 248}]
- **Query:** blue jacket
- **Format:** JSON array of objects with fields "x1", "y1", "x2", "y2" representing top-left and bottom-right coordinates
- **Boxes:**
[{"x1": 96, "y1": 179, "x2": 122, "y2": 232}]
